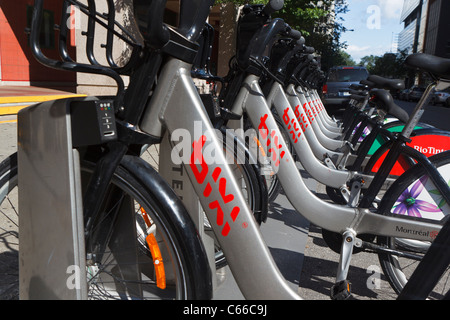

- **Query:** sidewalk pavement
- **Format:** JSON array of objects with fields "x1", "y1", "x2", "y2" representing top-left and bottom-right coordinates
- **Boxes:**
[{"x1": 0, "y1": 86, "x2": 85, "y2": 116}]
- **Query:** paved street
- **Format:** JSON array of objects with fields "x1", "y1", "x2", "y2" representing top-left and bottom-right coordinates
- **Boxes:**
[{"x1": 396, "y1": 99, "x2": 450, "y2": 131}]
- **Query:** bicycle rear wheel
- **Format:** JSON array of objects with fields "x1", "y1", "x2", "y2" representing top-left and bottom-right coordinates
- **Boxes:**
[
  {"x1": 377, "y1": 151, "x2": 450, "y2": 298},
  {"x1": 0, "y1": 153, "x2": 212, "y2": 300}
]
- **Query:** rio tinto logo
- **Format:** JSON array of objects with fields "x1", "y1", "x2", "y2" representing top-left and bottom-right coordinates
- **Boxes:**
[{"x1": 413, "y1": 145, "x2": 445, "y2": 156}]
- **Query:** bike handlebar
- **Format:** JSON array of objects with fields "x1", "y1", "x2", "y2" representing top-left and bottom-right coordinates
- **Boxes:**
[
  {"x1": 239, "y1": 18, "x2": 300, "y2": 72},
  {"x1": 303, "y1": 46, "x2": 315, "y2": 54},
  {"x1": 135, "y1": 0, "x2": 214, "y2": 47},
  {"x1": 134, "y1": 0, "x2": 170, "y2": 48},
  {"x1": 288, "y1": 28, "x2": 302, "y2": 40},
  {"x1": 179, "y1": 0, "x2": 216, "y2": 41},
  {"x1": 263, "y1": 0, "x2": 284, "y2": 15},
  {"x1": 268, "y1": 37, "x2": 305, "y2": 79}
]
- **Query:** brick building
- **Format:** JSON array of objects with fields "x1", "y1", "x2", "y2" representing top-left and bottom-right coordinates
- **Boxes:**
[
  {"x1": 0, "y1": 0, "x2": 76, "y2": 90},
  {"x1": 0, "y1": 0, "x2": 231, "y2": 96}
]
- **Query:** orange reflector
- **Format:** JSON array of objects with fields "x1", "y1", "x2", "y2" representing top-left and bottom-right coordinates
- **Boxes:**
[
  {"x1": 146, "y1": 233, "x2": 166, "y2": 289},
  {"x1": 140, "y1": 207, "x2": 152, "y2": 228},
  {"x1": 253, "y1": 136, "x2": 266, "y2": 157}
]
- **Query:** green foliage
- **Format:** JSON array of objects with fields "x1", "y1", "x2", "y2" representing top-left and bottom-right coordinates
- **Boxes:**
[
  {"x1": 272, "y1": 0, "x2": 350, "y2": 72},
  {"x1": 335, "y1": 50, "x2": 356, "y2": 66},
  {"x1": 216, "y1": 0, "x2": 350, "y2": 72},
  {"x1": 359, "y1": 55, "x2": 377, "y2": 71},
  {"x1": 359, "y1": 50, "x2": 410, "y2": 79}
]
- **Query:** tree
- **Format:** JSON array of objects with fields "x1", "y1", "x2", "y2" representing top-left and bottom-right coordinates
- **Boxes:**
[
  {"x1": 272, "y1": 0, "x2": 351, "y2": 72},
  {"x1": 335, "y1": 50, "x2": 356, "y2": 66},
  {"x1": 359, "y1": 55, "x2": 377, "y2": 71},
  {"x1": 360, "y1": 50, "x2": 410, "y2": 79},
  {"x1": 217, "y1": 0, "x2": 351, "y2": 72}
]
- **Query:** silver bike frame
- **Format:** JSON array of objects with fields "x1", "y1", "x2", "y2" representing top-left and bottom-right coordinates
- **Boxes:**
[
  {"x1": 312, "y1": 92, "x2": 342, "y2": 129},
  {"x1": 139, "y1": 58, "x2": 300, "y2": 300},
  {"x1": 298, "y1": 85, "x2": 389, "y2": 170},
  {"x1": 138, "y1": 59, "x2": 442, "y2": 299},
  {"x1": 284, "y1": 84, "x2": 349, "y2": 164},
  {"x1": 267, "y1": 81, "x2": 392, "y2": 192},
  {"x1": 295, "y1": 88, "x2": 344, "y2": 148},
  {"x1": 302, "y1": 89, "x2": 343, "y2": 137},
  {"x1": 230, "y1": 74, "x2": 441, "y2": 240},
  {"x1": 287, "y1": 84, "x2": 362, "y2": 169},
  {"x1": 266, "y1": 81, "x2": 352, "y2": 189}
]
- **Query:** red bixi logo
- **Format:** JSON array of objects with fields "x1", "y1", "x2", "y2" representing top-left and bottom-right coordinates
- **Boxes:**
[{"x1": 189, "y1": 135, "x2": 240, "y2": 237}]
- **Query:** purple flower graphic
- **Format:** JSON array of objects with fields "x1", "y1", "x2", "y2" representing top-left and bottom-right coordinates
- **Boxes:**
[
  {"x1": 358, "y1": 126, "x2": 371, "y2": 142},
  {"x1": 351, "y1": 123, "x2": 371, "y2": 142},
  {"x1": 393, "y1": 176, "x2": 443, "y2": 217}
]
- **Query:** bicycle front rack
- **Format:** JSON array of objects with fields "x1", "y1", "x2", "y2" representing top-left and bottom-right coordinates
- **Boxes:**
[{"x1": 29, "y1": 0, "x2": 144, "y2": 110}]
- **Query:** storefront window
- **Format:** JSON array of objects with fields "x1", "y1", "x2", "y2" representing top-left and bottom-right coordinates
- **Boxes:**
[{"x1": 27, "y1": 5, "x2": 55, "y2": 49}]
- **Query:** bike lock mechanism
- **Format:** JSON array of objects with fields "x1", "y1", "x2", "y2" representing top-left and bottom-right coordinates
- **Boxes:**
[{"x1": 18, "y1": 96, "x2": 117, "y2": 299}]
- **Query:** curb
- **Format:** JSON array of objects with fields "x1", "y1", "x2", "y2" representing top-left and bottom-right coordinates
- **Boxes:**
[{"x1": 0, "y1": 94, "x2": 86, "y2": 115}]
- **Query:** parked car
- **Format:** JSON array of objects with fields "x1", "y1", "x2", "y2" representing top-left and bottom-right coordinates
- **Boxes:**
[
  {"x1": 431, "y1": 89, "x2": 450, "y2": 106},
  {"x1": 399, "y1": 89, "x2": 409, "y2": 100},
  {"x1": 406, "y1": 86, "x2": 425, "y2": 102},
  {"x1": 322, "y1": 66, "x2": 369, "y2": 115}
]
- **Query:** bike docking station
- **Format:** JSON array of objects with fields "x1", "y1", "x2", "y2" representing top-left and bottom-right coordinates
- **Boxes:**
[{"x1": 17, "y1": 97, "x2": 117, "y2": 299}]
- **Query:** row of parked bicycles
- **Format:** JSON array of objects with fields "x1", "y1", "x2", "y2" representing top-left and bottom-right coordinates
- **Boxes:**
[{"x1": 0, "y1": 0, "x2": 449, "y2": 300}]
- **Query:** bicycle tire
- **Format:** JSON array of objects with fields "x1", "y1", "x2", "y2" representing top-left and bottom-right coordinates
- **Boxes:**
[
  {"x1": 363, "y1": 128, "x2": 450, "y2": 177},
  {"x1": 0, "y1": 154, "x2": 18, "y2": 299},
  {"x1": 377, "y1": 151, "x2": 450, "y2": 298},
  {"x1": 362, "y1": 139, "x2": 416, "y2": 178},
  {"x1": 0, "y1": 153, "x2": 212, "y2": 300}
]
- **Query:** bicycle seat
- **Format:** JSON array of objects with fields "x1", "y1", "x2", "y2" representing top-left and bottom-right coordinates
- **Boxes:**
[
  {"x1": 371, "y1": 89, "x2": 409, "y2": 123},
  {"x1": 367, "y1": 75, "x2": 405, "y2": 91},
  {"x1": 405, "y1": 53, "x2": 450, "y2": 80}
]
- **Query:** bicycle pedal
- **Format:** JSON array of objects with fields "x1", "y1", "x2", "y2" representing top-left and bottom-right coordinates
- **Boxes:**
[{"x1": 330, "y1": 280, "x2": 352, "y2": 300}]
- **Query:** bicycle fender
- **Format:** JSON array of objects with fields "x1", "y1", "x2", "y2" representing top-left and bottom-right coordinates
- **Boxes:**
[{"x1": 119, "y1": 155, "x2": 213, "y2": 299}]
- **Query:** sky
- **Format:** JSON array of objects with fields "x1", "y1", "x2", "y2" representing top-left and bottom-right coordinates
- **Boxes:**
[{"x1": 339, "y1": 0, "x2": 405, "y2": 63}]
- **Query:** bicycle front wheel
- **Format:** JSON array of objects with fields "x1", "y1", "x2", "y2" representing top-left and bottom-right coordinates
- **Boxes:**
[
  {"x1": 0, "y1": 153, "x2": 212, "y2": 300},
  {"x1": 0, "y1": 155, "x2": 18, "y2": 299},
  {"x1": 377, "y1": 151, "x2": 450, "y2": 298}
]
